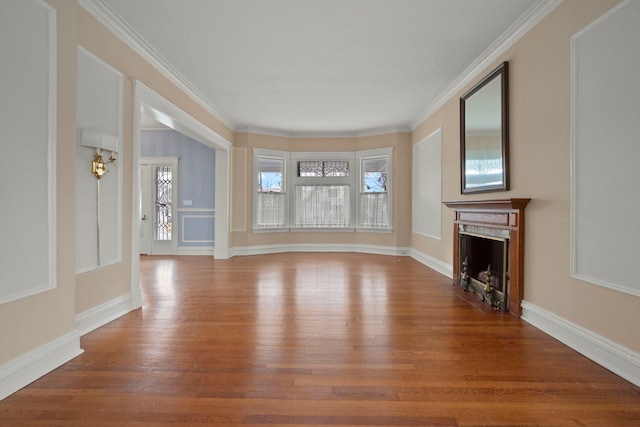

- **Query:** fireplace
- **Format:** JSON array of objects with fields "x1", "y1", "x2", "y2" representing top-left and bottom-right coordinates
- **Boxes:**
[
  {"x1": 444, "y1": 198, "x2": 530, "y2": 316},
  {"x1": 460, "y1": 231, "x2": 508, "y2": 309}
]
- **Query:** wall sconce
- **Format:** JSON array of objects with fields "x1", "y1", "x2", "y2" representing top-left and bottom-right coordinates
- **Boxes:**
[
  {"x1": 80, "y1": 129, "x2": 119, "y2": 266},
  {"x1": 80, "y1": 129, "x2": 119, "y2": 180},
  {"x1": 91, "y1": 152, "x2": 117, "y2": 180}
]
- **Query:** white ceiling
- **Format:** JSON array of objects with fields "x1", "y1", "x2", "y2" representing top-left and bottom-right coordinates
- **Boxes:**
[{"x1": 88, "y1": 0, "x2": 558, "y2": 136}]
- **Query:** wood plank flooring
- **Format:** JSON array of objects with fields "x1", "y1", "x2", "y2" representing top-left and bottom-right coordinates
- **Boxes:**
[{"x1": 1, "y1": 253, "x2": 639, "y2": 426}]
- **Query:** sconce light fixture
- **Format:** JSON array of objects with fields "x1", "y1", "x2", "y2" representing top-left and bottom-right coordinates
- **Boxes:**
[
  {"x1": 91, "y1": 152, "x2": 117, "y2": 180},
  {"x1": 80, "y1": 129, "x2": 119, "y2": 180},
  {"x1": 79, "y1": 129, "x2": 119, "y2": 266}
]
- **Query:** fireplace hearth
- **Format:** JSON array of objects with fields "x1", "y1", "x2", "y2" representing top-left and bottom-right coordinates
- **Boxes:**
[{"x1": 444, "y1": 198, "x2": 530, "y2": 316}]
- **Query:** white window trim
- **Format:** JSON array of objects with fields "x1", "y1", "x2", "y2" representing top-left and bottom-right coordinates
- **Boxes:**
[
  {"x1": 253, "y1": 148, "x2": 289, "y2": 232},
  {"x1": 289, "y1": 152, "x2": 356, "y2": 231},
  {"x1": 252, "y1": 148, "x2": 393, "y2": 233},
  {"x1": 356, "y1": 147, "x2": 393, "y2": 232}
]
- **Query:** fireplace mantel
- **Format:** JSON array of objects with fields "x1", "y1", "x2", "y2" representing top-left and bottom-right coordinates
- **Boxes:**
[{"x1": 444, "y1": 198, "x2": 531, "y2": 316}]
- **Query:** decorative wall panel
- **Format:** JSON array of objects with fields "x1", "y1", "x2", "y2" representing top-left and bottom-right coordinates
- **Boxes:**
[
  {"x1": 180, "y1": 211, "x2": 215, "y2": 244},
  {"x1": 76, "y1": 47, "x2": 123, "y2": 273},
  {"x1": 412, "y1": 128, "x2": 442, "y2": 239},
  {"x1": 0, "y1": 0, "x2": 57, "y2": 303},
  {"x1": 232, "y1": 147, "x2": 248, "y2": 231},
  {"x1": 571, "y1": 0, "x2": 640, "y2": 297}
]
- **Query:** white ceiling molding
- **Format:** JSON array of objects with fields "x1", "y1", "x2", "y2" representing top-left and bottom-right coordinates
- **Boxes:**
[
  {"x1": 409, "y1": 0, "x2": 564, "y2": 130},
  {"x1": 236, "y1": 124, "x2": 412, "y2": 139},
  {"x1": 79, "y1": 0, "x2": 235, "y2": 131}
]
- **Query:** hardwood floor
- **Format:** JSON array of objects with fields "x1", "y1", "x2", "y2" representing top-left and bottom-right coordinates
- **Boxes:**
[{"x1": 1, "y1": 253, "x2": 638, "y2": 426}]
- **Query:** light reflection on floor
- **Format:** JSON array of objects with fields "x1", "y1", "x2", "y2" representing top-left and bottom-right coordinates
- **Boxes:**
[{"x1": 252, "y1": 257, "x2": 391, "y2": 369}]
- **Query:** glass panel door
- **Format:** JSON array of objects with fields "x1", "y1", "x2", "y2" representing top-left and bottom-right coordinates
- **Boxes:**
[
  {"x1": 155, "y1": 165, "x2": 173, "y2": 241},
  {"x1": 140, "y1": 157, "x2": 178, "y2": 255}
]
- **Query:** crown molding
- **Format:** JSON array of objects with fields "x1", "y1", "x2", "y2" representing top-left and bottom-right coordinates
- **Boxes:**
[
  {"x1": 236, "y1": 124, "x2": 412, "y2": 139},
  {"x1": 409, "y1": 0, "x2": 564, "y2": 130},
  {"x1": 79, "y1": 0, "x2": 235, "y2": 131}
]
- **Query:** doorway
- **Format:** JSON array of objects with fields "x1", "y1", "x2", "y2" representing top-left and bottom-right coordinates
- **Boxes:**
[
  {"x1": 139, "y1": 157, "x2": 179, "y2": 255},
  {"x1": 131, "y1": 81, "x2": 231, "y2": 310}
]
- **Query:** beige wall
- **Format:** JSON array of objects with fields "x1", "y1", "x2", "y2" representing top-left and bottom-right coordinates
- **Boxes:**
[
  {"x1": 230, "y1": 132, "x2": 412, "y2": 250},
  {"x1": 413, "y1": 0, "x2": 639, "y2": 352},
  {"x1": 74, "y1": 7, "x2": 233, "y2": 313},
  {"x1": 0, "y1": 0, "x2": 233, "y2": 366}
]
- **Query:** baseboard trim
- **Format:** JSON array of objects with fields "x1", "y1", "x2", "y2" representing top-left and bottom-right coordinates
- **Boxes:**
[
  {"x1": 178, "y1": 246, "x2": 214, "y2": 256},
  {"x1": 521, "y1": 300, "x2": 640, "y2": 387},
  {"x1": 0, "y1": 330, "x2": 83, "y2": 400},
  {"x1": 75, "y1": 293, "x2": 133, "y2": 337},
  {"x1": 231, "y1": 243, "x2": 411, "y2": 257},
  {"x1": 229, "y1": 245, "x2": 455, "y2": 280},
  {"x1": 409, "y1": 248, "x2": 454, "y2": 279}
]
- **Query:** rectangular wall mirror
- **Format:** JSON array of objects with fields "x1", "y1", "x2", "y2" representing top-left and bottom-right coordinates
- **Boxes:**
[{"x1": 460, "y1": 61, "x2": 509, "y2": 194}]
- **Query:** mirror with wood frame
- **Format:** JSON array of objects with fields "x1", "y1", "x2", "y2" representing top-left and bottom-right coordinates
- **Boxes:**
[{"x1": 460, "y1": 61, "x2": 509, "y2": 194}]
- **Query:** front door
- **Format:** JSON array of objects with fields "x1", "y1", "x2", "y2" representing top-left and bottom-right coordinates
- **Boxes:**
[{"x1": 139, "y1": 157, "x2": 179, "y2": 255}]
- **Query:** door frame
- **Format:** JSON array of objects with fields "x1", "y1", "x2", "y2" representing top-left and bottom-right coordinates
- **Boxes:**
[
  {"x1": 131, "y1": 81, "x2": 231, "y2": 309},
  {"x1": 140, "y1": 157, "x2": 179, "y2": 256}
]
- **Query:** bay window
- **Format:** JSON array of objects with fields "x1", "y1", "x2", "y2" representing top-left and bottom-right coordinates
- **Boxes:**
[{"x1": 253, "y1": 147, "x2": 392, "y2": 232}]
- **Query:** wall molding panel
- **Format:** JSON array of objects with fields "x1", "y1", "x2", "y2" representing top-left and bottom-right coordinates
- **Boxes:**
[
  {"x1": 231, "y1": 147, "x2": 248, "y2": 232},
  {"x1": 76, "y1": 47, "x2": 124, "y2": 274},
  {"x1": 570, "y1": 0, "x2": 640, "y2": 298},
  {"x1": 180, "y1": 211, "x2": 215, "y2": 244},
  {"x1": 412, "y1": 128, "x2": 442, "y2": 240},
  {"x1": 0, "y1": 0, "x2": 57, "y2": 304}
]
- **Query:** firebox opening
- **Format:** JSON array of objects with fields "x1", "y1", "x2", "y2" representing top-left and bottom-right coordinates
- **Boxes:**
[{"x1": 459, "y1": 232, "x2": 508, "y2": 309}]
